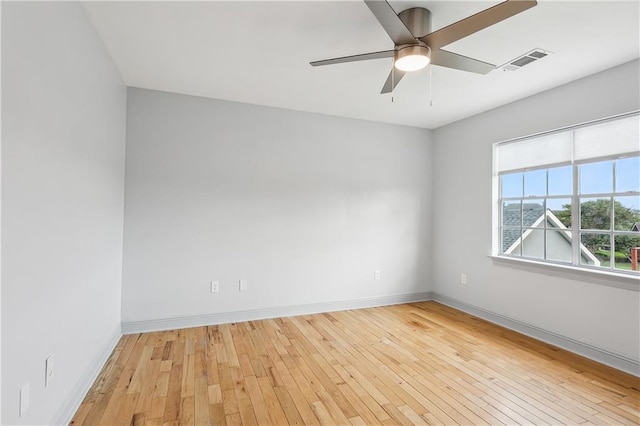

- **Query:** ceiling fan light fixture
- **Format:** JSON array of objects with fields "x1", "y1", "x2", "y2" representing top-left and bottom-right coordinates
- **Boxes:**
[{"x1": 394, "y1": 45, "x2": 431, "y2": 72}]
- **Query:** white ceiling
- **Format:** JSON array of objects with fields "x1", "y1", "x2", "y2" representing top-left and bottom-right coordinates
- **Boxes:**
[{"x1": 83, "y1": 1, "x2": 640, "y2": 129}]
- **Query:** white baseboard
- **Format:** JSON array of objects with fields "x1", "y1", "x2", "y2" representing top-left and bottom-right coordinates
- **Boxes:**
[
  {"x1": 431, "y1": 292, "x2": 640, "y2": 377},
  {"x1": 121, "y1": 292, "x2": 433, "y2": 334},
  {"x1": 50, "y1": 325, "x2": 122, "y2": 425}
]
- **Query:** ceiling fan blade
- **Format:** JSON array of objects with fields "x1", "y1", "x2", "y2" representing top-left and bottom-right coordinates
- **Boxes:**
[
  {"x1": 310, "y1": 50, "x2": 394, "y2": 67},
  {"x1": 420, "y1": 0, "x2": 537, "y2": 50},
  {"x1": 364, "y1": 0, "x2": 416, "y2": 45},
  {"x1": 431, "y1": 49, "x2": 495, "y2": 74},
  {"x1": 381, "y1": 68, "x2": 406, "y2": 94}
]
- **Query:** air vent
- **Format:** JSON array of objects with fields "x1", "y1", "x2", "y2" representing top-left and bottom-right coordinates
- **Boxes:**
[{"x1": 500, "y1": 48, "x2": 553, "y2": 71}]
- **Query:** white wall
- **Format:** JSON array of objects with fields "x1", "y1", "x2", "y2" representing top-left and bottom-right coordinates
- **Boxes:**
[
  {"x1": 1, "y1": 3, "x2": 126, "y2": 424},
  {"x1": 432, "y1": 60, "x2": 640, "y2": 366},
  {"x1": 122, "y1": 88, "x2": 432, "y2": 324},
  {"x1": 0, "y1": 3, "x2": 4, "y2": 421}
]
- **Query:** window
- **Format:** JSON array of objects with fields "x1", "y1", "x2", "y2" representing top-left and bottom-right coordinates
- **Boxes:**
[{"x1": 495, "y1": 113, "x2": 640, "y2": 275}]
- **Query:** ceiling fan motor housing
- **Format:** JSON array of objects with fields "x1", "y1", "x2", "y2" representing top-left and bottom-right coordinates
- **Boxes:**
[
  {"x1": 398, "y1": 7, "x2": 432, "y2": 39},
  {"x1": 394, "y1": 7, "x2": 433, "y2": 71}
]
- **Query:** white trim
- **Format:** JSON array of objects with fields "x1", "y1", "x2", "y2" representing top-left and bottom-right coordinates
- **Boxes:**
[
  {"x1": 431, "y1": 292, "x2": 639, "y2": 377},
  {"x1": 492, "y1": 143, "x2": 500, "y2": 256},
  {"x1": 122, "y1": 292, "x2": 432, "y2": 334},
  {"x1": 490, "y1": 254, "x2": 639, "y2": 291},
  {"x1": 50, "y1": 326, "x2": 122, "y2": 426}
]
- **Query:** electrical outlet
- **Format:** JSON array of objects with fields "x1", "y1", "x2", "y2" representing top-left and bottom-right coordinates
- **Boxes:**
[
  {"x1": 374, "y1": 270, "x2": 381, "y2": 280},
  {"x1": 461, "y1": 273, "x2": 468, "y2": 284},
  {"x1": 210, "y1": 281, "x2": 219, "y2": 293},
  {"x1": 45, "y1": 354, "x2": 55, "y2": 387},
  {"x1": 20, "y1": 382, "x2": 30, "y2": 417},
  {"x1": 239, "y1": 280, "x2": 248, "y2": 292}
]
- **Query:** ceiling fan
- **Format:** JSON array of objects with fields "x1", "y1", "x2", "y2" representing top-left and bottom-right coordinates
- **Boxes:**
[{"x1": 310, "y1": 0, "x2": 537, "y2": 93}]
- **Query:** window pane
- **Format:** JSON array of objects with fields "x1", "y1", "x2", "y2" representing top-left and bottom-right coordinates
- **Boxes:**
[
  {"x1": 521, "y1": 229, "x2": 544, "y2": 260},
  {"x1": 524, "y1": 169, "x2": 546, "y2": 197},
  {"x1": 522, "y1": 202, "x2": 545, "y2": 228},
  {"x1": 580, "y1": 233, "x2": 610, "y2": 268},
  {"x1": 614, "y1": 235, "x2": 640, "y2": 274},
  {"x1": 502, "y1": 228, "x2": 521, "y2": 254},
  {"x1": 546, "y1": 230, "x2": 572, "y2": 263},
  {"x1": 580, "y1": 161, "x2": 613, "y2": 194},
  {"x1": 547, "y1": 198, "x2": 572, "y2": 228},
  {"x1": 501, "y1": 173, "x2": 523, "y2": 198},
  {"x1": 548, "y1": 166, "x2": 572, "y2": 196},
  {"x1": 614, "y1": 196, "x2": 640, "y2": 231},
  {"x1": 580, "y1": 197, "x2": 611, "y2": 230},
  {"x1": 615, "y1": 156, "x2": 640, "y2": 193},
  {"x1": 502, "y1": 201, "x2": 522, "y2": 227}
]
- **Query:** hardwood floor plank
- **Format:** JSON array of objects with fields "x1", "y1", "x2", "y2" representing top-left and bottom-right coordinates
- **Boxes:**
[
  {"x1": 209, "y1": 402, "x2": 226, "y2": 425},
  {"x1": 310, "y1": 400, "x2": 334, "y2": 425},
  {"x1": 96, "y1": 386, "x2": 126, "y2": 425},
  {"x1": 273, "y1": 386, "x2": 306, "y2": 425},
  {"x1": 152, "y1": 370, "x2": 170, "y2": 399},
  {"x1": 148, "y1": 397, "x2": 166, "y2": 419},
  {"x1": 72, "y1": 302, "x2": 640, "y2": 425},
  {"x1": 80, "y1": 388, "x2": 113, "y2": 425},
  {"x1": 162, "y1": 341, "x2": 184, "y2": 422},
  {"x1": 126, "y1": 343, "x2": 153, "y2": 394},
  {"x1": 257, "y1": 376, "x2": 290, "y2": 425},
  {"x1": 237, "y1": 395, "x2": 258, "y2": 426},
  {"x1": 244, "y1": 375, "x2": 271, "y2": 424},
  {"x1": 145, "y1": 418, "x2": 163, "y2": 426},
  {"x1": 133, "y1": 358, "x2": 161, "y2": 414},
  {"x1": 221, "y1": 324, "x2": 241, "y2": 368},
  {"x1": 180, "y1": 395, "x2": 195, "y2": 426},
  {"x1": 194, "y1": 376, "x2": 211, "y2": 426},
  {"x1": 379, "y1": 404, "x2": 411, "y2": 425},
  {"x1": 348, "y1": 415, "x2": 366, "y2": 425},
  {"x1": 224, "y1": 412, "x2": 241, "y2": 425},
  {"x1": 113, "y1": 391, "x2": 139, "y2": 425},
  {"x1": 395, "y1": 404, "x2": 428, "y2": 425},
  {"x1": 222, "y1": 388, "x2": 239, "y2": 417},
  {"x1": 208, "y1": 384, "x2": 222, "y2": 404},
  {"x1": 358, "y1": 393, "x2": 393, "y2": 423},
  {"x1": 618, "y1": 400, "x2": 640, "y2": 417},
  {"x1": 131, "y1": 412, "x2": 145, "y2": 426},
  {"x1": 597, "y1": 401, "x2": 640, "y2": 424},
  {"x1": 335, "y1": 382, "x2": 385, "y2": 425},
  {"x1": 316, "y1": 389, "x2": 352, "y2": 424},
  {"x1": 181, "y1": 354, "x2": 195, "y2": 398}
]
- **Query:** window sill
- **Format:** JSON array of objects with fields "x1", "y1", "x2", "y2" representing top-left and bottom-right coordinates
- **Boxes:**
[{"x1": 489, "y1": 255, "x2": 640, "y2": 292}]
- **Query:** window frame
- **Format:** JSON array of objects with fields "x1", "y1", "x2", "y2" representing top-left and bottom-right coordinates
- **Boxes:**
[{"x1": 492, "y1": 111, "x2": 640, "y2": 283}]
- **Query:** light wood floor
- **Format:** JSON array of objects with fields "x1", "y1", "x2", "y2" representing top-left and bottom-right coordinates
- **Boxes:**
[{"x1": 71, "y1": 301, "x2": 640, "y2": 425}]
